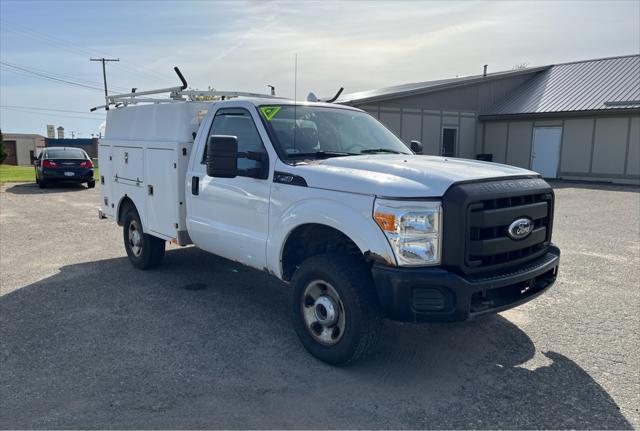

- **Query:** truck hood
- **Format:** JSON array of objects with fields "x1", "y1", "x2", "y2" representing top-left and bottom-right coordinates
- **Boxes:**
[{"x1": 288, "y1": 155, "x2": 539, "y2": 197}]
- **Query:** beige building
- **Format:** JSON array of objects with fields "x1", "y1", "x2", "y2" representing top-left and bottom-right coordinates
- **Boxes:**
[
  {"x1": 2, "y1": 133, "x2": 45, "y2": 166},
  {"x1": 338, "y1": 55, "x2": 640, "y2": 185}
]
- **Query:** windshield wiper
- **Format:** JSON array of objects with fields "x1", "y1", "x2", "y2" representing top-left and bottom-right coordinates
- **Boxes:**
[
  {"x1": 286, "y1": 151, "x2": 358, "y2": 159},
  {"x1": 359, "y1": 148, "x2": 404, "y2": 154}
]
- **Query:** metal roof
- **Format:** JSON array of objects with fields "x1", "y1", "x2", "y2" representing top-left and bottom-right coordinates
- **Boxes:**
[
  {"x1": 336, "y1": 67, "x2": 549, "y2": 104},
  {"x1": 483, "y1": 54, "x2": 640, "y2": 116}
]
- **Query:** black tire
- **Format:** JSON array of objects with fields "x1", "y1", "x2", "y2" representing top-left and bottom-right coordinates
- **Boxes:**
[
  {"x1": 122, "y1": 207, "x2": 165, "y2": 269},
  {"x1": 87, "y1": 180, "x2": 96, "y2": 189},
  {"x1": 38, "y1": 180, "x2": 47, "y2": 189},
  {"x1": 291, "y1": 253, "x2": 383, "y2": 365}
]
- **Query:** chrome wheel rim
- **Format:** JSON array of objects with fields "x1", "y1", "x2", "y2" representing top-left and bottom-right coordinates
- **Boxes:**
[
  {"x1": 128, "y1": 220, "x2": 143, "y2": 257},
  {"x1": 301, "y1": 280, "x2": 346, "y2": 345}
]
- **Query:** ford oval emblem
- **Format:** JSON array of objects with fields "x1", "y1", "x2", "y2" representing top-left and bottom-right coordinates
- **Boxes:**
[{"x1": 508, "y1": 218, "x2": 534, "y2": 240}]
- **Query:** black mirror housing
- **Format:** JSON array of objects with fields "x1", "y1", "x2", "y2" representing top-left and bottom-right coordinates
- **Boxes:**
[
  {"x1": 207, "y1": 135, "x2": 238, "y2": 178},
  {"x1": 410, "y1": 140, "x2": 423, "y2": 154}
]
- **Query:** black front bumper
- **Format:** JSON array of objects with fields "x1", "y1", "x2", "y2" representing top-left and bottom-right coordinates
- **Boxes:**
[{"x1": 371, "y1": 245, "x2": 560, "y2": 323}]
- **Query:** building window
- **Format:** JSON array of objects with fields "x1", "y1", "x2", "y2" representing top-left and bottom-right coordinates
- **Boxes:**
[{"x1": 442, "y1": 127, "x2": 458, "y2": 157}]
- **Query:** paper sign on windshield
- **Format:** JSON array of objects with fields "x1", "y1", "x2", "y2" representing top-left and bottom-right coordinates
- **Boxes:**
[{"x1": 260, "y1": 106, "x2": 281, "y2": 121}]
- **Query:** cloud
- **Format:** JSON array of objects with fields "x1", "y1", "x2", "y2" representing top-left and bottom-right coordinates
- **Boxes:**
[{"x1": 1, "y1": 0, "x2": 638, "y2": 134}]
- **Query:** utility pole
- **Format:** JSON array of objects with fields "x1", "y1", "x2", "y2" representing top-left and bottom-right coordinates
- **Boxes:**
[{"x1": 90, "y1": 57, "x2": 119, "y2": 110}]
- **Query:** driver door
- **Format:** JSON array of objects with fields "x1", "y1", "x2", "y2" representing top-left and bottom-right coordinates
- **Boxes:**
[{"x1": 186, "y1": 107, "x2": 272, "y2": 270}]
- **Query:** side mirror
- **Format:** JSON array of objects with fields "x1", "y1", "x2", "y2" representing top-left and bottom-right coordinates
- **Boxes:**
[
  {"x1": 206, "y1": 135, "x2": 238, "y2": 178},
  {"x1": 410, "y1": 140, "x2": 423, "y2": 154}
]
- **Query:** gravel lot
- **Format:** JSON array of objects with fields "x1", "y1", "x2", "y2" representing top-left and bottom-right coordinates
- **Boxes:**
[{"x1": 1, "y1": 181, "x2": 639, "y2": 429}]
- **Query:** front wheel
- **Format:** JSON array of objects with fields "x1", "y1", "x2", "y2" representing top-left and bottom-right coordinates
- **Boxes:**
[
  {"x1": 291, "y1": 253, "x2": 382, "y2": 365},
  {"x1": 123, "y1": 208, "x2": 165, "y2": 269}
]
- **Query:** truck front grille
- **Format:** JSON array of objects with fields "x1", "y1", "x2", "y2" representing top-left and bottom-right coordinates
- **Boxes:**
[
  {"x1": 467, "y1": 192, "x2": 553, "y2": 270},
  {"x1": 441, "y1": 177, "x2": 555, "y2": 275}
]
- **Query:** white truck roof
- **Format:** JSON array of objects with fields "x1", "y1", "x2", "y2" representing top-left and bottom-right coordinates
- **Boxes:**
[{"x1": 103, "y1": 99, "x2": 362, "y2": 143}]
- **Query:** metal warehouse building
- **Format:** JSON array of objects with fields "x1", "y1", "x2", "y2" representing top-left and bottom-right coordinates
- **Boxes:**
[{"x1": 338, "y1": 54, "x2": 640, "y2": 184}]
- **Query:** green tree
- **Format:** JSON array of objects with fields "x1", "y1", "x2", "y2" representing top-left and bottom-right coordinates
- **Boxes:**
[{"x1": 0, "y1": 129, "x2": 7, "y2": 164}]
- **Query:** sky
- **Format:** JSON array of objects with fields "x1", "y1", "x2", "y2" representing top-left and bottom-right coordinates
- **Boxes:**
[{"x1": 1, "y1": 0, "x2": 639, "y2": 137}]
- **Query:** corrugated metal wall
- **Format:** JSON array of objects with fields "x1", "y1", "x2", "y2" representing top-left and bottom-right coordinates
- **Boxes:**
[
  {"x1": 348, "y1": 70, "x2": 640, "y2": 184},
  {"x1": 357, "y1": 104, "x2": 479, "y2": 158},
  {"x1": 480, "y1": 115, "x2": 640, "y2": 184},
  {"x1": 349, "y1": 72, "x2": 541, "y2": 158}
]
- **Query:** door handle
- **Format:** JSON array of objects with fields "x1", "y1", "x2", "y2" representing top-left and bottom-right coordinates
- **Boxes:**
[{"x1": 192, "y1": 176, "x2": 199, "y2": 195}]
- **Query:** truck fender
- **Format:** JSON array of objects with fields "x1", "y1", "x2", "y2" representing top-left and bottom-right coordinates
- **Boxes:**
[
  {"x1": 266, "y1": 198, "x2": 397, "y2": 279},
  {"x1": 116, "y1": 194, "x2": 146, "y2": 229}
]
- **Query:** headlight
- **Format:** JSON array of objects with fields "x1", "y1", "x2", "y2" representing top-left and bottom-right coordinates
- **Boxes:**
[{"x1": 373, "y1": 199, "x2": 442, "y2": 266}]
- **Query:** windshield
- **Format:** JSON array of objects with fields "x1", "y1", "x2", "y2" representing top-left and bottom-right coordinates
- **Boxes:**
[
  {"x1": 44, "y1": 148, "x2": 87, "y2": 159},
  {"x1": 259, "y1": 105, "x2": 412, "y2": 159}
]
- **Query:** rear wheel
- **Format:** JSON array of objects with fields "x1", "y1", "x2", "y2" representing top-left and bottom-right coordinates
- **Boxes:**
[
  {"x1": 38, "y1": 180, "x2": 47, "y2": 189},
  {"x1": 123, "y1": 208, "x2": 165, "y2": 269},
  {"x1": 87, "y1": 180, "x2": 96, "y2": 189},
  {"x1": 291, "y1": 253, "x2": 382, "y2": 365}
]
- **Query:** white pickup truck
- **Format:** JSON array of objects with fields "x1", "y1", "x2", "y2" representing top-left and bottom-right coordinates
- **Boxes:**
[{"x1": 98, "y1": 96, "x2": 560, "y2": 364}]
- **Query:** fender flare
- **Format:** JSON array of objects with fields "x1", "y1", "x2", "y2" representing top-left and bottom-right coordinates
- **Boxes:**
[
  {"x1": 266, "y1": 198, "x2": 397, "y2": 279},
  {"x1": 116, "y1": 194, "x2": 146, "y2": 228}
]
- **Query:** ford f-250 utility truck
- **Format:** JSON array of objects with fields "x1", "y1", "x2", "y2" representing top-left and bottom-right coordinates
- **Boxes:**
[{"x1": 98, "y1": 89, "x2": 560, "y2": 365}]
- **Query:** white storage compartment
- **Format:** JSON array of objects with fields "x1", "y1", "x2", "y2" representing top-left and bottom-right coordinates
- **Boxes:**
[
  {"x1": 145, "y1": 148, "x2": 178, "y2": 238},
  {"x1": 98, "y1": 144, "x2": 113, "y2": 217},
  {"x1": 99, "y1": 101, "x2": 211, "y2": 242},
  {"x1": 113, "y1": 147, "x2": 144, "y2": 185}
]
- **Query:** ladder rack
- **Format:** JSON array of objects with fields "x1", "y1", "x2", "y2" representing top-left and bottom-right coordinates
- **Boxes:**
[{"x1": 90, "y1": 67, "x2": 286, "y2": 111}]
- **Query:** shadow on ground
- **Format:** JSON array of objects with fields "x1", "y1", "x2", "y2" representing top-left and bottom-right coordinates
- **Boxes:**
[
  {"x1": 4, "y1": 182, "x2": 89, "y2": 195},
  {"x1": 0, "y1": 247, "x2": 631, "y2": 429}
]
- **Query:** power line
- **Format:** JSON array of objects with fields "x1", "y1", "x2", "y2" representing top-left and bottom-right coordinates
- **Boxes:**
[
  {"x1": 1, "y1": 106, "x2": 104, "y2": 120},
  {"x1": 0, "y1": 60, "x2": 130, "y2": 92},
  {"x1": 0, "y1": 105, "x2": 104, "y2": 115},
  {"x1": 1, "y1": 62, "x2": 105, "y2": 91},
  {"x1": 1, "y1": 21, "x2": 172, "y2": 84}
]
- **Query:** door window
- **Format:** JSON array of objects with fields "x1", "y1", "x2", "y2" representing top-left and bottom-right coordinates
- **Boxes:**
[
  {"x1": 202, "y1": 108, "x2": 266, "y2": 173},
  {"x1": 442, "y1": 127, "x2": 458, "y2": 157}
]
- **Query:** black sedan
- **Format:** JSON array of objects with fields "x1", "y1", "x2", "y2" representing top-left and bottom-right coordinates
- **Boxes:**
[{"x1": 34, "y1": 147, "x2": 95, "y2": 189}]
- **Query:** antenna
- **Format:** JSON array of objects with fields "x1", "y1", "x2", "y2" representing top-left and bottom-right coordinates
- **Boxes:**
[{"x1": 293, "y1": 53, "x2": 298, "y2": 153}]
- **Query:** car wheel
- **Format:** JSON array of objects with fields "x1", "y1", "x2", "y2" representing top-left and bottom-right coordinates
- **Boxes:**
[
  {"x1": 87, "y1": 180, "x2": 96, "y2": 189},
  {"x1": 123, "y1": 208, "x2": 165, "y2": 269},
  {"x1": 291, "y1": 253, "x2": 383, "y2": 365},
  {"x1": 38, "y1": 180, "x2": 47, "y2": 189}
]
